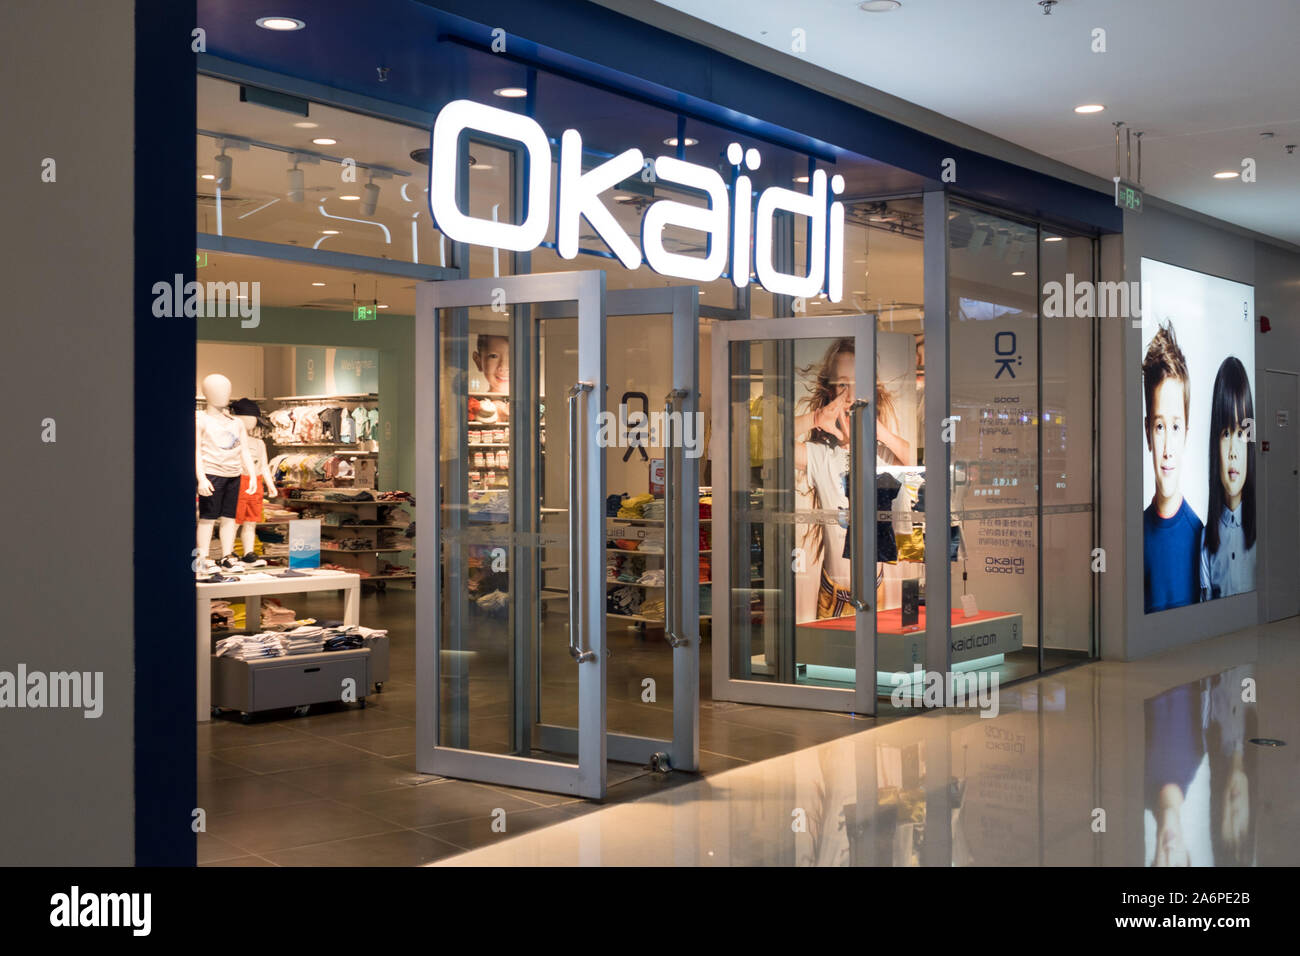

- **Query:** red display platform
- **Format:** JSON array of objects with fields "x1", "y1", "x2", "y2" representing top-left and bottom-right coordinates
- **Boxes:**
[{"x1": 801, "y1": 607, "x2": 1015, "y2": 634}]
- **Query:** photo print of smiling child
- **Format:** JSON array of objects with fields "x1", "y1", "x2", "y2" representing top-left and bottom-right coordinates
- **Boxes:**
[{"x1": 1139, "y1": 258, "x2": 1257, "y2": 615}]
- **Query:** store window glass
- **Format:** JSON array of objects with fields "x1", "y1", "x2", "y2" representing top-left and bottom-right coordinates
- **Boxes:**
[
  {"x1": 1040, "y1": 230, "x2": 1097, "y2": 664},
  {"x1": 947, "y1": 205, "x2": 1040, "y2": 684},
  {"x1": 196, "y1": 76, "x2": 447, "y2": 268}
]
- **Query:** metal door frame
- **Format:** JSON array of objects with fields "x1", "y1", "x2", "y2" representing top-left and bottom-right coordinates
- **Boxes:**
[
  {"x1": 416, "y1": 270, "x2": 608, "y2": 799},
  {"x1": 711, "y1": 314, "x2": 878, "y2": 715},
  {"x1": 532, "y1": 285, "x2": 701, "y2": 772}
]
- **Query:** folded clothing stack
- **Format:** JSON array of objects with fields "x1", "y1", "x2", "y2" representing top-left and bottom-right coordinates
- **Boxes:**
[
  {"x1": 638, "y1": 598, "x2": 665, "y2": 621},
  {"x1": 617, "y1": 493, "x2": 654, "y2": 519},
  {"x1": 641, "y1": 498, "x2": 665, "y2": 521},
  {"x1": 261, "y1": 598, "x2": 297, "y2": 627},
  {"x1": 213, "y1": 624, "x2": 388, "y2": 660},
  {"x1": 607, "y1": 585, "x2": 641, "y2": 617}
]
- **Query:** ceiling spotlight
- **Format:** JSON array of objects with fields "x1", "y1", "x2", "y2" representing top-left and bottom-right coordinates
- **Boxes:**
[
  {"x1": 1213, "y1": 170, "x2": 1240, "y2": 179},
  {"x1": 255, "y1": 16, "x2": 306, "y2": 31},
  {"x1": 293, "y1": 121, "x2": 318, "y2": 129},
  {"x1": 859, "y1": 0, "x2": 901, "y2": 10},
  {"x1": 339, "y1": 194, "x2": 360, "y2": 201},
  {"x1": 1044, "y1": 235, "x2": 1063, "y2": 242},
  {"x1": 663, "y1": 137, "x2": 699, "y2": 147},
  {"x1": 200, "y1": 173, "x2": 215, "y2": 180},
  {"x1": 471, "y1": 164, "x2": 495, "y2": 171},
  {"x1": 362, "y1": 178, "x2": 380, "y2": 216},
  {"x1": 377, "y1": 304, "x2": 389, "y2": 309},
  {"x1": 793, "y1": 175, "x2": 810, "y2": 183},
  {"x1": 1011, "y1": 271, "x2": 1027, "y2": 277},
  {"x1": 311, "y1": 282, "x2": 326, "y2": 287},
  {"x1": 311, "y1": 137, "x2": 337, "y2": 146},
  {"x1": 321, "y1": 229, "x2": 340, "y2": 235},
  {"x1": 214, "y1": 150, "x2": 232, "y2": 190},
  {"x1": 493, "y1": 87, "x2": 528, "y2": 98},
  {"x1": 287, "y1": 160, "x2": 304, "y2": 203},
  {"x1": 1074, "y1": 104, "x2": 1105, "y2": 114}
]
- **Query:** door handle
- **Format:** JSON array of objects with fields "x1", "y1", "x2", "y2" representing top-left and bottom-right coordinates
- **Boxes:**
[
  {"x1": 568, "y1": 381, "x2": 596, "y2": 663},
  {"x1": 848, "y1": 398, "x2": 872, "y2": 612},
  {"x1": 663, "y1": 389, "x2": 690, "y2": 648}
]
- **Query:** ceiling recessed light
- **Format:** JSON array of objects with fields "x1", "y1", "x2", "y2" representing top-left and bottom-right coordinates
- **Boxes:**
[
  {"x1": 311, "y1": 137, "x2": 337, "y2": 146},
  {"x1": 1011, "y1": 271, "x2": 1027, "y2": 277},
  {"x1": 859, "y1": 0, "x2": 902, "y2": 10},
  {"x1": 321, "y1": 229, "x2": 339, "y2": 235},
  {"x1": 311, "y1": 282, "x2": 326, "y2": 286},
  {"x1": 339, "y1": 195, "x2": 360, "y2": 201},
  {"x1": 1044, "y1": 235, "x2": 1063, "y2": 242},
  {"x1": 200, "y1": 173, "x2": 215, "y2": 180},
  {"x1": 1074, "y1": 104, "x2": 1105, "y2": 114},
  {"x1": 377, "y1": 304, "x2": 389, "y2": 309},
  {"x1": 256, "y1": 16, "x2": 306, "y2": 31},
  {"x1": 471, "y1": 164, "x2": 495, "y2": 171},
  {"x1": 1213, "y1": 170, "x2": 1240, "y2": 179},
  {"x1": 794, "y1": 175, "x2": 810, "y2": 183},
  {"x1": 293, "y1": 121, "x2": 318, "y2": 129},
  {"x1": 663, "y1": 137, "x2": 699, "y2": 147},
  {"x1": 493, "y1": 87, "x2": 528, "y2": 98}
]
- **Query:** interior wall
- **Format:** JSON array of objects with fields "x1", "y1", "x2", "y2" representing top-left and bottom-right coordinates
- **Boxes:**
[
  {"x1": 2, "y1": 0, "x2": 138, "y2": 864},
  {"x1": 1252, "y1": 240, "x2": 1300, "y2": 623},
  {"x1": 1119, "y1": 206, "x2": 1260, "y2": 659}
]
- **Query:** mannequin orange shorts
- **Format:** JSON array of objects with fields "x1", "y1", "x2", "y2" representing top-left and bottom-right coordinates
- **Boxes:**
[{"x1": 235, "y1": 475, "x2": 264, "y2": 523}]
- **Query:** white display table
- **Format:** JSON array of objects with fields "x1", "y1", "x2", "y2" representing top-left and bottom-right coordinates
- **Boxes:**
[{"x1": 195, "y1": 569, "x2": 361, "y2": 722}]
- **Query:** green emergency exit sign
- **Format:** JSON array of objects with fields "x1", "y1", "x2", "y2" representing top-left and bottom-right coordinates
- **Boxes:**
[
  {"x1": 355, "y1": 305, "x2": 377, "y2": 322},
  {"x1": 1113, "y1": 178, "x2": 1144, "y2": 213}
]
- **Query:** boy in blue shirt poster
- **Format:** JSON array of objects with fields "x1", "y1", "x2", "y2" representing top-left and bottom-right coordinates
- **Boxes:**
[{"x1": 1142, "y1": 322, "x2": 1203, "y2": 612}]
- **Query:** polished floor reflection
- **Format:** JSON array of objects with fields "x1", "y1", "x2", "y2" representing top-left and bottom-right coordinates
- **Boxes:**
[{"x1": 440, "y1": 616, "x2": 1300, "y2": 866}]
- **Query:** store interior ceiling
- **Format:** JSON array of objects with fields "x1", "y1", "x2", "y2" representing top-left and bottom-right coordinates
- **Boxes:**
[{"x1": 641, "y1": 0, "x2": 1300, "y2": 247}]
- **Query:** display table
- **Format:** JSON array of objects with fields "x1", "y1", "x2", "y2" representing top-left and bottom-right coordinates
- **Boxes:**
[
  {"x1": 195, "y1": 569, "x2": 361, "y2": 722},
  {"x1": 797, "y1": 607, "x2": 1023, "y2": 673}
]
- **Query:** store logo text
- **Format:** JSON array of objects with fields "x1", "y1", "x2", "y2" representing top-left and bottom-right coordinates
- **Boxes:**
[{"x1": 428, "y1": 100, "x2": 846, "y2": 300}]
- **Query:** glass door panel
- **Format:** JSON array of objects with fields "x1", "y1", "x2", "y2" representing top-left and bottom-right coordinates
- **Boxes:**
[
  {"x1": 416, "y1": 272, "x2": 606, "y2": 799},
  {"x1": 534, "y1": 286, "x2": 701, "y2": 772},
  {"x1": 712, "y1": 316, "x2": 877, "y2": 714}
]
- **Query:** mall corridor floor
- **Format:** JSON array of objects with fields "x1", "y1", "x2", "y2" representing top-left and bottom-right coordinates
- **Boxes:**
[{"x1": 439, "y1": 617, "x2": 1300, "y2": 866}]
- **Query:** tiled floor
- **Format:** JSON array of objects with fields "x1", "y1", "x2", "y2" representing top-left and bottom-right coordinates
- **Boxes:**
[
  {"x1": 442, "y1": 616, "x2": 1300, "y2": 866},
  {"x1": 197, "y1": 587, "x2": 882, "y2": 865}
]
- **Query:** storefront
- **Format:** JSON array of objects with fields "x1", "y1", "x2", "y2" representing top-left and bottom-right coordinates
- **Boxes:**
[{"x1": 190, "y1": 0, "x2": 1120, "y2": 799}]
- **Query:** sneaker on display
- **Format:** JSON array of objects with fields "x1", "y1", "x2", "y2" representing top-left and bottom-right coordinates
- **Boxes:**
[
  {"x1": 218, "y1": 554, "x2": 245, "y2": 573},
  {"x1": 241, "y1": 553, "x2": 268, "y2": 569}
]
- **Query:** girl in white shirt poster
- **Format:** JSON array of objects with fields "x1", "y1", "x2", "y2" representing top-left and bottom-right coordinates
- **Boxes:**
[{"x1": 793, "y1": 338, "x2": 911, "y2": 623}]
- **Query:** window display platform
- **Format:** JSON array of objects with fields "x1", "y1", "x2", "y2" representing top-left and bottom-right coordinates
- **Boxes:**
[
  {"x1": 796, "y1": 607, "x2": 1023, "y2": 674},
  {"x1": 195, "y1": 569, "x2": 361, "y2": 722}
]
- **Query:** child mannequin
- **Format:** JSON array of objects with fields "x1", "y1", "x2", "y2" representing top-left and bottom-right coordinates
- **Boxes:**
[
  {"x1": 196, "y1": 373, "x2": 257, "y2": 577},
  {"x1": 231, "y1": 398, "x2": 278, "y2": 568}
]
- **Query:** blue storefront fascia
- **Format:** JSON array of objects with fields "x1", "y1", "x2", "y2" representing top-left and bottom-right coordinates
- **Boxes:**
[{"x1": 197, "y1": 0, "x2": 1120, "y2": 237}]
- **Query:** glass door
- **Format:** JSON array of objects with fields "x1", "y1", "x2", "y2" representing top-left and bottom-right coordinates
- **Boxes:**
[
  {"x1": 532, "y1": 286, "x2": 701, "y2": 773},
  {"x1": 415, "y1": 271, "x2": 608, "y2": 799},
  {"x1": 712, "y1": 315, "x2": 878, "y2": 714}
]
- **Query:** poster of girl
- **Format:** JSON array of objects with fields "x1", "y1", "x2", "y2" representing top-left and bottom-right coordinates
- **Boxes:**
[{"x1": 1200, "y1": 356, "x2": 1257, "y2": 600}]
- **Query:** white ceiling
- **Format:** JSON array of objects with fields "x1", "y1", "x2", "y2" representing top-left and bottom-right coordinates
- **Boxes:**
[{"x1": 642, "y1": 0, "x2": 1300, "y2": 247}]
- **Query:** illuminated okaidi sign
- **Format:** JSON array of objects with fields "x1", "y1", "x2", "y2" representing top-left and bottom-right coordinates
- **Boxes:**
[{"x1": 428, "y1": 99, "x2": 846, "y2": 301}]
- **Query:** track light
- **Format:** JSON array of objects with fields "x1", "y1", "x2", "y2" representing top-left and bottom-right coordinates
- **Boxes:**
[
  {"x1": 287, "y1": 159, "x2": 304, "y2": 202},
  {"x1": 362, "y1": 177, "x2": 380, "y2": 216},
  {"x1": 214, "y1": 150, "x2": 232, "y2": 190}
]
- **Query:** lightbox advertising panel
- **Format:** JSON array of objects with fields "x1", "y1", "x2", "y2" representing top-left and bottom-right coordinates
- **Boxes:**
[{"x1": 1140, "y1": 259, "x2": 1255, "y2": 614}]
